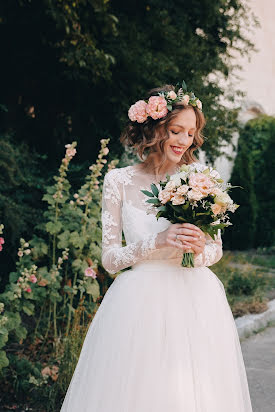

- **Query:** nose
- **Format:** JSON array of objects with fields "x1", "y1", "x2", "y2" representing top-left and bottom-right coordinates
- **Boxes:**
[{"x1": 177, "y1": 132, "x2": 192, "y2": 146}]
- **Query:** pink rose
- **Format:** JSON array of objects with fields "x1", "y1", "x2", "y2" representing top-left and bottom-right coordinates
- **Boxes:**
[
  {"x1": 146, "y1": 96, "x2": 168, "y2": 120},
  {"x1": 167, "y1": 91, "x2": 177, "y2": 100},
  {"x1": 0, "y1": 237, "x2": 4, "y2": 245},
  {"x1": 176, "y1": 185, "x2": 189, "y2": 195},
  {"x1": 196, "y1": 99, "x2": 202, "y2": 110},
  {"x1": 128, "y1": 100, "x2": 148, "y2": 123},
  {"x1": 84, "y1": 267, "x2": 97, "y2": 279},
  {"x1": 188, "y1": 173, "x2": 213, "y2": 196},
  {"x1": 188, "y1": 189, "x2": 204, "y2": 201},
  {"x1": 182, "y1": 95, "x2": 190, "y2": 105},
  {"x1": 29, "y1": 274, "x2": 37, "y2": 283},
  {"x1": 24, "y1": 287, "x2": 32, "y2": 293}
]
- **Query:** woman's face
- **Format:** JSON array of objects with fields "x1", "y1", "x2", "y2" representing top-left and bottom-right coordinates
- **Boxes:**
[{"x1": 163, "y1": 107, "x2": 197, "y2": 165}]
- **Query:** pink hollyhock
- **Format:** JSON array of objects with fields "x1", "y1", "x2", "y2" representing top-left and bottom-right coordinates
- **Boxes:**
[
  {"x1": 29, "y1": 274, "x2": 37, "y2": 283},
  {"x1": 66, "y1": 147, "x2": 76, "y2": 158},
  {"x1": 146, "y1": 96, "x2": 168, "y2": 120},
  {"x1": 0, "y1": 237, "x2": 4, "y2": 245},
  {"x1": 84, "y1": 267, "x2": 97, "y2": 279},
  {"x1": 128, "y1": 100, "x2": 148, "y2": 123},
  {"x1": 24, "y1": 287, "x2": 32, "y2": 293},
  {"x1": 0, "y1": 245, "x2": 2, "y2": 252}
]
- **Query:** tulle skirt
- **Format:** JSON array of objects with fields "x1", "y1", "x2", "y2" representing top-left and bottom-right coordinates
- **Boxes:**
[{"x1": 60, "y1": 259, "x2": 253, "y2": 412}]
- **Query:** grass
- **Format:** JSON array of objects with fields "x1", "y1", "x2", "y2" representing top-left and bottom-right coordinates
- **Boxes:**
[{"x1": 211, "y1": 251, "x2": 275, "y2": 318}]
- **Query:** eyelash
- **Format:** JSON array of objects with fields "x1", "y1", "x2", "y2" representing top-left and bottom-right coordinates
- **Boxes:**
[{"x1": 171, "y1": 131, "x2": 194, "y2": 137}]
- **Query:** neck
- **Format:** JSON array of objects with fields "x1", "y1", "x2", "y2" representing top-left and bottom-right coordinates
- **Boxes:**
[{"x1": 139, "y1": 154, "x2": 180, "y2": 180}]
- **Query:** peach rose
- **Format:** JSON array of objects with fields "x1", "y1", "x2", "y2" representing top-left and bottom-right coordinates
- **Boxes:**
[
  {"x1": 158, "y1": 189, "x2": 172, "y2": 204},
  {"x1": 176, "y1": 184, "x2": 189, "y2": 195},
  {"x1": 211, "y1": 203, "x2": 222, "y2": 215},
  {"x1": 146, "y1": 96, "x2": 168, "y2": 120},
  {"x1": 188, "y1": 189, "x2": 204, "y2": 201},
  {"x1": 182, "y1": 95, "x2": 190, "y2": 105},
  {"x1": 189, "y1": 172, "x2": 213, "y2": 195},
  {"x1": 165, "y1": 180, "x2": 176, "y2": 191},
  {"x1": 171, "y1": 194, "x2": 185, "y2": 205}
]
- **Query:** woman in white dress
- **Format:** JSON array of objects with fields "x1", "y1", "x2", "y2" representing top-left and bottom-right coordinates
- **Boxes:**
[{"x1": 60, "y1": 83, "x2": 253, "y2": 411}]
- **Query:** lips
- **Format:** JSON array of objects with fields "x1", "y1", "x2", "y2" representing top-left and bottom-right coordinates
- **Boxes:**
[{"x1": 170, "y1": 145, "x2": 184, "y2": 155}]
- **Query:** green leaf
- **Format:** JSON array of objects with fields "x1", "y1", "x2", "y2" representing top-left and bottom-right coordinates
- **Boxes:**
[
  {"x1": 181, "y1": 80, "x2": 187, "y2": 91},
  {"x1": 167, "y1": 104, "x2": 172, "y2": 111},
  {"x1": 45, "y1": 221, "x2": 62, "y2": 235},
  {"x1": 22, "y1": 302, "x2": 35, "y2": 316},
  {"x1": 140, "y1": 190, "x2": 154, "y2": 197},
  {"x1": 146, "y1": 198, "x2": 159, "y2": 204},
  {"x1": 0, "y1": 350, "x2": 9, "y2": 370},
  {"x1": 86, "y1": 280, "x2": 100, "y2": 301},
  {"x1": 150, "y1": 183, "x2": 159, "y2": 197}
]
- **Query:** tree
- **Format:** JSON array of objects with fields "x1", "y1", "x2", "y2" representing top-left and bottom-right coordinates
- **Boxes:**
[{"x1": 0, "y1": 0, "x2": 257, "y2": 167}]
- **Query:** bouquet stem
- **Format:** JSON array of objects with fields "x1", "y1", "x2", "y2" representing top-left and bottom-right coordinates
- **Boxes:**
[{"x1": 181, "y1": 252, "x2": 194, "y2": 268}]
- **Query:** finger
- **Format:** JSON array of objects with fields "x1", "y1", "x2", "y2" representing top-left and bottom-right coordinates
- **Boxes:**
[
  {"x1": 167, "y1": 239, "x2": 185, "y2": 250},
  {"x1": 181, "y1": 223, "x2": 202, "y2": 235},
  {"x1": 178, "y1": 228, "x2": 201, "y2": 238},
  {"x1": 177, "y1": 234, "x2": 200, "y2": 242}
]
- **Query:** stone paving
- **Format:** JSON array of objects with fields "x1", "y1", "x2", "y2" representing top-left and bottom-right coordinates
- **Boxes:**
[{"x1": 240, "y1": 323, "x2": 275, "y2": 412}]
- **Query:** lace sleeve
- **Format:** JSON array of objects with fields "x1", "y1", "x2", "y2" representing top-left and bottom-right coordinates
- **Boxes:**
[
  {"x1": 101, "y1": 169, "x2": 158, "y2": 275},
  {"x1": 193, "y1": 229, "x2": 223, "y2": 267}
]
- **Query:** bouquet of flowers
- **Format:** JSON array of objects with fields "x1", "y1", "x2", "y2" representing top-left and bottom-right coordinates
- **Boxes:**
[{"x1": 141, "y1": 164, "x2": 239, "y2": 267}]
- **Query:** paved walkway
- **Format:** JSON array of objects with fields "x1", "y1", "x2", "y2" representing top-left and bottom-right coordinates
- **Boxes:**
[{"x1": 240, "y1": 323, "x2": 275, "y2": 412}]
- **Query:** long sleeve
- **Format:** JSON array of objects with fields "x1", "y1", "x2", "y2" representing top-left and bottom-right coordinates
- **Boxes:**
[
  {"x1": 101, "y1": 170, "x2": 158, "y2": 275},
  {"x1": 194, "y1": 230, "x2": 223, "y2": 267}
]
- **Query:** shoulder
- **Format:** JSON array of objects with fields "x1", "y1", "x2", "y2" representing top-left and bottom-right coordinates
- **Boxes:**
[{"x1": 103, "y1": 165, "x2": 135, "y2": 186}]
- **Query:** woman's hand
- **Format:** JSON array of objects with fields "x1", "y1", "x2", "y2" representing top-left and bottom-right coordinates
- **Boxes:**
[{"x1": 156, "y1": 223, "x2": 206, "y2": 255}]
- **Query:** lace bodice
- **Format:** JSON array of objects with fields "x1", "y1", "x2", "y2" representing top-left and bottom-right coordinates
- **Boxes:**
[{"x1": 101, "y1": 163, "x2": 223, "y2": 274}]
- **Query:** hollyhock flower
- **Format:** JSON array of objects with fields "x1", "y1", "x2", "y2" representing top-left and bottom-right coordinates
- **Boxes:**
[
  {"x1": 146, "y1": 96, "x2": 168, "y2": 120},
  {"x1": 29, "y1": 274, "x2": 37, "y2": 283},
  {"x1": 0, "y1": 237, "x2": 4, "y2": 245},
  {"x1": 189, "y1": 172, "x2": 213, "y2": 195},
  {"x1": 103, "y1": 147, "x2": 109, "y2": 155},
  {"x1": 84, "y1": 267, "x2": 97, "y2": 279},
  {"x1": 0, "y1": 245, "x2": 2, "y2": 252},
  {"x1": 167, "y1": 91, "x2": 177, "y2": 100},
  {"x1": 66, "y1": 147, "x2": 77, "y2": 158},
  {"x1": 24, "y1": 287, "x2": 32, "y2": 293},
  {"x1": 38, "y1": 279, "x2": 48, "y2": 286},
  {"x1": 25, "y1": 249, "x2": 31, "y2": 255},
  {"x1": 18, "y1": 250, "x2": 23, "y2": 257},
  {"x1": 158, "y1": 189, "x2": 172, "y2": 204},
  {"x1": 128, "y1": 100, "x2": 148, "y2": 123}
]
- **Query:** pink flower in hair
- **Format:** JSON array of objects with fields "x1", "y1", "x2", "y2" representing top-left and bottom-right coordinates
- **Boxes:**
[
  {"x1": 128, "y1": 100, "x2": 148, "y2": 123},
  {"x1": 146, "y1": 96, "x2": 168, "y2": 120}
]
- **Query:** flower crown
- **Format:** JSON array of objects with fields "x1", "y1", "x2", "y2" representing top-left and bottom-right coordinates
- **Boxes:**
[{"x1": 128, "y1": 80, "x2": 202, "y2": 124}]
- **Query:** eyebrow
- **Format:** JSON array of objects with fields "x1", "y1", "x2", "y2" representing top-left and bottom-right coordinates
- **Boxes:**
[{"x1": 170, "y1": 124, "x2": 196, "y2": 130}]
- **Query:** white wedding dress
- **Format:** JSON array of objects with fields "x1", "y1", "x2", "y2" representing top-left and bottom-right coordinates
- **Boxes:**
[{"x1": 60, "y1": 162, "x2": 253, "y2": 412}]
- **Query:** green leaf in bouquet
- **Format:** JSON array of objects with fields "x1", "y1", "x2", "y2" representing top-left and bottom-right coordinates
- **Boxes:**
[
  {"x1": 202, "y1": 168, "x2": 210, "y2": 175},
  {"x1": 167, "y1": 104, "x2": 173, "y2": 111},
  {"x1": 177, "y1": 216, "x2": 187, "y2": 222},
  {"x1": 146, "y1": 198, "x2": 160, "y2": 204},
  {"x1": 158, "y1": 205, "x2": 167, "y2": 212},
  {"x1": 150, "y1": 183, "x2": 159, "y2": 197},
  {"x1": 140, "y1": 189, "x2": 154, "y2": 197}
]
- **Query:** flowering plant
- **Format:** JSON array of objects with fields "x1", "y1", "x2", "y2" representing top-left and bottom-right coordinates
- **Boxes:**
[
  {"x1": 141, "y1": 164, "x2": 239, "y2": 267},
  {"x1": 128, "y1": 80, "x2": 202, "y2": 123}
]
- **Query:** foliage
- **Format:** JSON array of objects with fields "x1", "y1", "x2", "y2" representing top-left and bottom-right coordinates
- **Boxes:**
[
  {"x1": 0, "y1": 130, "x2": 48, "y2": 284},
  {"x1": 0, "y1": 139, "x2": 119, "y2": 406},
  {"x1": 0, "y1": 0, "x2": 258, "y2": 166},
  {"x1": 224, "y1": 115, "x2": 275, "y2": 249}
]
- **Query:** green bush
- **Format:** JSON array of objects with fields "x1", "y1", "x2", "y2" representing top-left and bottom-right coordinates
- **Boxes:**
[{"x1": 224, "y1": 115, "x2": 275, "y2": 249}]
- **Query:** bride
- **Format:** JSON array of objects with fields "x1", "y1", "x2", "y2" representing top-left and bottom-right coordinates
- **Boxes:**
[{"x1": 60, "y1": 83, "x2": 253, "y2": 411}]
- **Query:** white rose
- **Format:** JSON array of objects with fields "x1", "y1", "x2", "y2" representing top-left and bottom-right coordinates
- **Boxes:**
[
  {"x1": 214, "y1": 192, "x2": 233, "y2": 206},
  {"x1": 196, "y1": 99, "x2": 202, "y2": 110},
  {"x1": 170, "y1": 171, "x2": 187, "y2": 187},
  {"x1": 182, "y1": 95, "x2": 190, "y2": 104}
]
